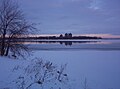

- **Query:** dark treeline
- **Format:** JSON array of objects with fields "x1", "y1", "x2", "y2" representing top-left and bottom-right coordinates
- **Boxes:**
[
  {"x1": 0, "y1": 33, "x2": 102, "y2": 40},
  {"x1": 36, "y1": 33, "x2": 102, "y2": 39},
  {"x1": 36, "y1": 35, "x2": 102, "y2": 39},
  {"x1": 0, "y1": 35, "x2": 102, "y2": 41},
  {"x1": 0, "y1": 35, "x2": 102, "y2": 40}
]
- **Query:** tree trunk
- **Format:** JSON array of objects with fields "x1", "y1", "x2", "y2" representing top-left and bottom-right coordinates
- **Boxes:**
[
  {"x1": 5, "y1": 43, "x2": 10, "y2": 56},
  {"x1": 1, "y1": 32, "x2": 6, "y2": 56}
]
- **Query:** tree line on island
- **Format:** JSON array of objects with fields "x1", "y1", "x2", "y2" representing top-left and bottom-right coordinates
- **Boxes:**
[
  {"x1": 0, "y1": 33, "x2": 102, "y2": 40},
  {"x1": 25, "y1": 33, "x2": 102, "y2": 40},
  {"x1": 8, "y1": 33, "x2": 101, "y2": 40}
]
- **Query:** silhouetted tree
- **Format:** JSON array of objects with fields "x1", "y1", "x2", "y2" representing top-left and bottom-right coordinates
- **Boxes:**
[
  {"x1": 59, "y1": 34, "x2": 63, "y2": 38},
  {"x1": 69, "y1": 33, "x2": 72, "y2": 38},
  {"x1": 65, "y1": 33, "x2": 68, "y2": 38},
  {"x1": 0, "y1": 0, "x2": 35, "y2": 57}
]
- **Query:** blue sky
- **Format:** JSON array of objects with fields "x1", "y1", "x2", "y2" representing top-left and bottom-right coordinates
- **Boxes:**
[{"x1": 18, "y1": 0, "x2": 120, "y2": 35}]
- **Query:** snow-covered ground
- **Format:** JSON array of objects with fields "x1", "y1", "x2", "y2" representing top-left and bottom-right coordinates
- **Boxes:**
[
  {"x1": 0, "y1": 57, "x2": 24, "y2": 88},
  {"x1": 0, "y1": 40, "x2": 120, "y2": 89},
  {"x1": 0, "y1": 57, "x2": 70, "y2": 89},
  {"x1": 32, "y1": 50, "x2": 120, "y2": 89}
]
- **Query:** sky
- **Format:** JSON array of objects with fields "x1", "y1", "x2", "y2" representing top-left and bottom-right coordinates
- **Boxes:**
[{"x1": 17, "y1": 0, "x2": 120, "y2": 35}]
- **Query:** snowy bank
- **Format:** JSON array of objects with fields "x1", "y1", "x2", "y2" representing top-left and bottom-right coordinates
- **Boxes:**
[{"x1": 0, "y1": 57, "x2": 69, "y2": 89}]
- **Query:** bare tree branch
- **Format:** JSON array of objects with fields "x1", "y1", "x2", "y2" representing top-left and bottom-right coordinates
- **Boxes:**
[{"x1": 0, "y1": 0, "x2": 36, "y2": 57}]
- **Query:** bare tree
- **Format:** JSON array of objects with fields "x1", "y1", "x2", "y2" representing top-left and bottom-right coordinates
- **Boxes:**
[{"x1": 0, "y1": 0, "x2": 35, "y2": 57}]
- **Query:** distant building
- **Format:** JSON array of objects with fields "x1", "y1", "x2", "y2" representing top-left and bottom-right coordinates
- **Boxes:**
[{"x1": 64, "y1": 33, "x2": 72, "y2": 38}]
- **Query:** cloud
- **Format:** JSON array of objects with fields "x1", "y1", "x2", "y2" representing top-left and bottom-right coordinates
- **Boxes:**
[
  {"x1": 18, "y1": 0, "x2": 120, "y2": 35},
  {"x1": 89, "y1": 0, "x2": 102, "y2": 10}
]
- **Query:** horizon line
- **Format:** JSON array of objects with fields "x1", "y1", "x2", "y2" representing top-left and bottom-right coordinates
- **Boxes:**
[{"x1": 28, "y1": 34, "x2": 120, "y2": 39}]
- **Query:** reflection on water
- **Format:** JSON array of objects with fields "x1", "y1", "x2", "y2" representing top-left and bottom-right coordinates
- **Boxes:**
[
  {"x1": 0, "y1": 39, "x2": 29, "y2": 57},
  {"x1": 14, "y1": 40, "x2": 100, "y2": 45},
  {"x1": 30, "y1": 40, "x2": 100, "y2": 46},
  {"x1": 8, "y1": 39, "x2": 120, "y2": 50}
]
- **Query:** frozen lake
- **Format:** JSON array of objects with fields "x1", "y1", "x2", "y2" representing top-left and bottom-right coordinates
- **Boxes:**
[
  {"x1": 29, "y1": 39, "x2": 120, "y2": 89},
  {"x1": 27, "y1": 39, "x2": 120, "y2": 51}
]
